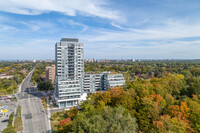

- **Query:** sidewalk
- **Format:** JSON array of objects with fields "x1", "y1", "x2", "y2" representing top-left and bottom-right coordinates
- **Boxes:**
[
  {"x1": 46, "y1": 95, "x2": 52, "y2": 131},
  {"x1": 42, "y1": 92, "x2": 52, "y2": 132}
]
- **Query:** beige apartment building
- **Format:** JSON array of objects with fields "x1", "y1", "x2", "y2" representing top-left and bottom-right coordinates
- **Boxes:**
[{"x1": 45, "y1": 65, "x2": 55, "y2": 85}]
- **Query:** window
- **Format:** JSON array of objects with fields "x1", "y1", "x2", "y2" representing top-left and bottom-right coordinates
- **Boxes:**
[
  {"x1": 67, "y1": 101, "x2": 73, "y2": 106},
  {"x1": 60, "y1": 102, "x2": 66, "y2": 107}
]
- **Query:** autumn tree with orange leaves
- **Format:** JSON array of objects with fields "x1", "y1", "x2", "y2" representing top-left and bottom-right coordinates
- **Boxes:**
[{"x1": 58, "y1": 118, "x2": 72, "y2": 131}]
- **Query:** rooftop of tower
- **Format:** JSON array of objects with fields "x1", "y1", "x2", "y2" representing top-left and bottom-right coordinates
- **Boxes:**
[{"x1": 60, "y1": 38, "x2": 79, "y2": 42}]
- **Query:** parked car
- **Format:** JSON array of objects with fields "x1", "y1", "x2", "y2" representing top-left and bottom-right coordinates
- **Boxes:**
[
  {"x1": 6, "y1": 99, "x2": 11, "y2": 103},
  {"x1": 1, "y1": 119, "x2": 9, "y2": 122}
]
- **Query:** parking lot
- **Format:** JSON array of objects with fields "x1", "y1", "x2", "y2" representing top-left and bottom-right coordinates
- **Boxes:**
[{"x1": 0, "y1": 97, "x2": 18, "y2": 132}]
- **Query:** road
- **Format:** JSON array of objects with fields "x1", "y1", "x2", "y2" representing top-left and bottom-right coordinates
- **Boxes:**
[{"x1": 17, "y1": 69, "x2": 50, "y2": 133}]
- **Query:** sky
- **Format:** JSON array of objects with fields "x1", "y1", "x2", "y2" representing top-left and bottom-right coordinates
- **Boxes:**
[{"x1": 0, "y1": 0, "x2": 200, "y2": 60}]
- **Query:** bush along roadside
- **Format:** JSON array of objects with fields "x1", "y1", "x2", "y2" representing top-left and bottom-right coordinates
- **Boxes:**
[{"x1": 2, "y1": 112, "x2": 16, "y2": 133}]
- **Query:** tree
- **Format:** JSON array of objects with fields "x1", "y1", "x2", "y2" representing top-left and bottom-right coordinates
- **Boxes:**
[
  {"x1": 153, "y1": 115, "x2": 191, "y2": 133},
  {"x1": 187, "y1": 100, "x2": 200, "y2": 132},
  {"x1": 167, "y1": 102, "x2": 190, "y2": 121},
  {"x1": 90, "y1": 91, "x2": 111, "y2": 109},
  {"x1": 37, "y1": 81, "x2": 53, "y2": 91},
  {"x1": 58, "y1": 118, "x2": 72, "y2": 131},
  {"x1": 186, "y1": 77, "x2": 200, "y2": 97},
  {"x1": 67, "y1": 107, "x2": 79, "y2": 120},
  {"x1": 60, "y1": 106, "x2": 138, "y2": 133}
]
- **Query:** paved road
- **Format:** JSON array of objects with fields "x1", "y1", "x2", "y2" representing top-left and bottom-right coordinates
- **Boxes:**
[
  {"x1": 17, "y1": 69, "x2": 50, "y2": 133},
  {"x1": 21, "y1": 97, "x2": 47, "y2": 133}
]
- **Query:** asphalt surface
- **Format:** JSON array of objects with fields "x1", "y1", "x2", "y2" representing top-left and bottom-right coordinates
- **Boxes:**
[
  {"x1": 17, "y1": 69, "x2": 50, "y2": 133},
  {"x1": 21, "y1": 97, "x2": 48, "y2": 133},
  {"x1": 0, "y1": 102, "x2": 17, "y2": 132}
]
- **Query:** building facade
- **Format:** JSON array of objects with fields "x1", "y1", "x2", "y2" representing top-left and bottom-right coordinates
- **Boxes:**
[
  {"x1": 103, "y1": 72, "x2": 125, "y2": 90},
  {"x1": 45, "y1": 65, "x2": 55, "y2": 85},
  {"x1": 83, "y1": 72, "x2": 125, "y2": 93},
  {"x1": 55, "y1": 38, "x2": 84, "y2": 108},
  {"x1": 83, "y1": 73, "x2": 103, "y2": 93}
]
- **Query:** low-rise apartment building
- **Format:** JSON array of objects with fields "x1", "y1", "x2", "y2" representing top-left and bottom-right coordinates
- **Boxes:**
[
  {"x1": 83, "y1": 73, "x2": 103, "y2": 93},
  {"x1": 83, "y1": 71, "x2": 125, "y2": 93},
  {"x1": 45, "y1": 65, "x2": 55, "y2": 85},
  {"x1": 103, "y1": 72, "x2": 125, "y2": 90}
]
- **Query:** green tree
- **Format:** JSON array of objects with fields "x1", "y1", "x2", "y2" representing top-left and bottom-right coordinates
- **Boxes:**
[
  {"x1": 59, "y1": 106, "x2": 138, "y2": 133},
  {"x1": 186, "y1": 77, "x2": 200, "y2": 97},
  {"x1": 153, "y1": 115, "x2": 191, "y2": 133},
  {"x1": 37, "y1": 81, "x2": 53, "y2": 91},
  {"x1": 187, "y1": 100, "x2": 200, "y2": 132}
]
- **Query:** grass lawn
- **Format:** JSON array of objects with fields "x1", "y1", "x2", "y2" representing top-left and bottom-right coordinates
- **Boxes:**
[
  {"x1": 50, "y1": 111, "x2": 66, "y2": 131},
  {"x1": 14, "y1": 105, "x2": 23, "y2": 131}
]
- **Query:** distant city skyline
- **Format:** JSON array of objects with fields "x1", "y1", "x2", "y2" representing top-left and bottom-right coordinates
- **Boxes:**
[{"x1": 0, "y1": 0, "x2": 200, "y2": 60}]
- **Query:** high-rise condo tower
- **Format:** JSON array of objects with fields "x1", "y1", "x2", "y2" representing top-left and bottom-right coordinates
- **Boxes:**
[{"x1": 55, "y1": 38, "x2": 84, "y2": 108}]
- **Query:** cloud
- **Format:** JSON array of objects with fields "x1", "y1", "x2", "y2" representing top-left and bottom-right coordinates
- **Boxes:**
[
  {"x1": 110, "y1": 22, "x2": 128, "y2": 30},
  {"x1": 0, "y1": 24, "x2": 16, "y2": 32},
  {"x1": 84, "y1": 38, "x2": 200, "y2": 59},
  {"x1": 0, "y1": 0, "x2": 120, "y2": 20},
  {"x1": 19, "y1": 20, "x2": 54, "y2": 31},
  {"x1": 0, "y1": 0, "x2": 200, "y2": 59},
  {"x1": 81, "y1": 20, "x2": 200, "y2": 59},
  {"x1": 58, "y1": 19, "x2": 88, "y2": 34},
  {"x1": 81, "y1": 21, "x2": 200, "y2": 43}
]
